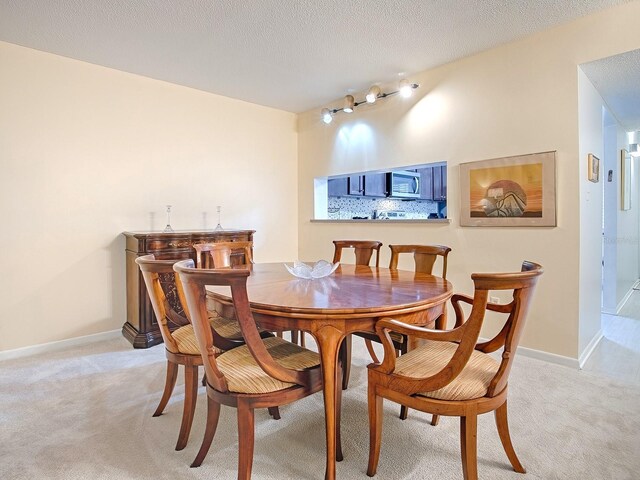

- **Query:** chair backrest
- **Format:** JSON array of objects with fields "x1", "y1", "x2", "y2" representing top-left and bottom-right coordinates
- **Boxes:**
[
  {"x1": 135, "y1": 254, "x2": 188, "y2": 354},
  {"x1": 173, "y1": 260, "x2": 316, "y2": 392},
  {"x1": 456, "y1": 261, "x2": 543, "y2": 397},
  {"x1": 388, "y1": 244, "x2": 451, "y2": 278},
  {"x1": 193, "y1": 241, "x2": 254, "y2": 269},
  {"x1": 332, "y1": 240, "x2": 383, "y2": 266}
]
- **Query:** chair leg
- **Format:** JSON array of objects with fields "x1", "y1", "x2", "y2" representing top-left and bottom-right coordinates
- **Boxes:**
[
  {"x1": 366, "y1": 384, "x2": 383, "y2": 477},
  {"x1": 460, "y1": 415, "x2": 478, "y2": 480},
  {"x1": 190, "y1": 396, "x2": 221, "y2": 468},
  {"x1": 341, "y1": 335, "x2": 352, "y2": 390},
  {"x1": 364, "y1": 339, "x2": 380, "y2": 364},
  {"x1": 175, "y1": 365, "x2": 198, "y2": 451},
  {"x1": 153, "y1": 360, "x2": 178, "y2": 417},
  {"x1": 398, "y1": 343, "x2": 409, "y2": 420},
  {"x1": 495, "y1": 401, "x2": 526, "y2": 473},
  {"x1": 399, "y1": 405, "x2": 408, "y2": 420},
  {"x1": 268, "y1": 407, "x2": 281, "y2": 420},
  {"x1": 237, "y1": 402, "x2": 255, "y2": 480},
  {"x1": 431, "y1": 414, "x2": 440, "y2": 426},
  {"x1": 336, "y1": 363, "x2": 343, "y2": 462}
]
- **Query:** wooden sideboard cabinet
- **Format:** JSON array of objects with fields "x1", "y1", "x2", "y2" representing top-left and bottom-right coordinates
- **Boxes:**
[{"x1": 122, "y1": 229, "x2": 255, "y2": 348}]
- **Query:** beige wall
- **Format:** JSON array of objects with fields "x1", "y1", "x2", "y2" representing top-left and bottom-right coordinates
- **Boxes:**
[
  {"x1": 0, "y1": 41, "x2": 298, "y2": 352},
  {"x1": 298, "y1": 2, "x2": 640, "y2": 360}
]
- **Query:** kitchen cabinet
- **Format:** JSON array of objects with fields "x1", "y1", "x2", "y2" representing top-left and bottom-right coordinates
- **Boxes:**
[
  {"x1": 122, "y1": 229, "x2": 255, "y2": 348},
  {"x1": 328, "y1": 174, "x2": 387, "y2": 197},
  {"x1": 433, "y1": 165, "x2": 447, "y2": 201},
  {"x1": 418, "y1": 165, "x2": 447, "y2": 201},
  {"x1": 364, "y1": 173, "x2": 387, "y2": 197},
  {"x1": 328, "y1": 177, "x2": 349, "y2": 196},
  {"x1": 418, "y1": 167, "x2": 434, "y2": 200},
  {"x1": 348, "y1": 174, "x2": 387, "y2": 197},
  {"x1": 348, "y1": 175, "x2": 364, "y2": 195}
]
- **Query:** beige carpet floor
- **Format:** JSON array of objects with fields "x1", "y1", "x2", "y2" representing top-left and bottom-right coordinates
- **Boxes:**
[{"x1": 1, "y1": 336, "x2": 639, "y2": 480}]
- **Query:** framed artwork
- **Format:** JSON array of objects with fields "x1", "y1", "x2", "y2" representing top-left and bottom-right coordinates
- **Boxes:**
[
  {"x1": 460, "y1": 151, "x2": 556, "y2": 227},
  {"x1": 588, "y1": 153, "x2": 600, "y2": 183},
  {"x1": 621, "y1": 149, "x2": 631, "y2": 210}
]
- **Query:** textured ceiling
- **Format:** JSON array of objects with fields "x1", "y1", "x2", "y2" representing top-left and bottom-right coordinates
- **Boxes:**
[
  {"x1": 0, "y1": 0, "x2": 633, "y2": 113},
  {"x1": 581, "y1": 49, "x2": 640, "y2": 132}
]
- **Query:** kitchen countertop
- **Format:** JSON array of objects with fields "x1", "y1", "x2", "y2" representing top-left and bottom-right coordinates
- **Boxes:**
[{"x1": 311, "y1": 219, "x2": 450, "y2": 224}]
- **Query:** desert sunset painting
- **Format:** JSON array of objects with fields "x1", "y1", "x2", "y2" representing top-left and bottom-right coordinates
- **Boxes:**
[{"x1": 469, "y1": 163, "x2": 543, "y2": 217}]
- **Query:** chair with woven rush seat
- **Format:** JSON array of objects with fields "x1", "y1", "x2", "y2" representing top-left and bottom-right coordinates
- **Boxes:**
[
  {"x1": 136, "y1": 254, "x2": 230, "y2": 452},
  {"x1": 332, "y1": 239, "x2": 383, "y2": 390},
  {"x1": 174, "y1": 260, "x2": 339, "y2": 476},
  {"x1": 366, "y1": 261, "x2": 543, "y2": 480},
  {"x1": 357, "y1": 244, "x2": 451, "y2": 420},
  {"x1": 136, "y1": 253, "x2": 278, "y2": 453}
]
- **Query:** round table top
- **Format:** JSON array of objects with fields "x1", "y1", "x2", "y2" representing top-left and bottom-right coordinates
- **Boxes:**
[{"x1": 206, "y1": 262, "x2": 452, "y2": 317}]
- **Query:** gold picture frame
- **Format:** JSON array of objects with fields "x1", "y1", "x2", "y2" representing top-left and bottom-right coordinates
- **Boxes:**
[
  {"x1": 460, "y1": 151, "x2": 556, "y2": 227},
  {"x1": 621, "y1": 149, "x2": 631, "y2": 210},
  {"x1": 588, "y1": 153, "x2": 600, "y2": 183}
]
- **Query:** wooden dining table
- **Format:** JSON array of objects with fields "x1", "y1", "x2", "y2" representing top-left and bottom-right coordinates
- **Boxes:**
[{"x1": 206, "y1": 262, "x2": 453, "y2": 480}]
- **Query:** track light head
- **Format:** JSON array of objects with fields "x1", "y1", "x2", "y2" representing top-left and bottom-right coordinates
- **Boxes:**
[
  {"x1": 399, "y1": 79, "x2": 412, "y2": 98},
  {"x1": 343, "y1": 95, "x2": 355, "y2": 113},
  {"x1": 366, "y1": 86, "x2": 381, "y2": 104},
  {"x1": 321, "y1": 108, "x2": 333, "y2": 124}
]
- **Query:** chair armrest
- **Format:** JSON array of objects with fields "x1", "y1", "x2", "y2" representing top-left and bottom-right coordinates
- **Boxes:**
[
  {"x1": 451, "y1": 293, "x2": 508, "y2": 327},
  {"x1": 374, "y1": 317, "x2": 466, "y2": 374},
  {"x1": 371, "y1": 316, "x2": 480, "y2": 394}
]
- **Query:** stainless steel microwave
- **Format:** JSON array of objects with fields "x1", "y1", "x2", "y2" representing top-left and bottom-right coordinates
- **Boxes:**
[{"x1": 388, "y1": 170, "x2": 420, "y2": 198}]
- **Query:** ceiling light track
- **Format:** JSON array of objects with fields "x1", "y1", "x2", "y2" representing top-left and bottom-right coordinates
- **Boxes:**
[{"x1": 321, "y1": 80, "x2": 419, "y2": 124}]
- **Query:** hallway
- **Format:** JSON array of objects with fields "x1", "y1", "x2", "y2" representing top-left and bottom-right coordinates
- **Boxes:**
[{"x1": 583, "y1": 290, "x2": 640, "y2": 385}]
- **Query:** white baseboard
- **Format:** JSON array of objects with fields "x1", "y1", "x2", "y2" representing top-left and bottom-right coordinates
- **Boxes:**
[
  {"x1": 515, "y1": 344, "x2": 580, "y2": 369},
  {"x1": 578, "y1": 329, "x2": 604, "y2": 369},
  {"x1": 478, "y1": 336, "x2": 580, "y2": 369},
  {"x1": 0, "y1": 330, "x2": 122, "y2": 362},
  {"x1": 615, "y1": 285, "x2": 636, "y2": 314}
]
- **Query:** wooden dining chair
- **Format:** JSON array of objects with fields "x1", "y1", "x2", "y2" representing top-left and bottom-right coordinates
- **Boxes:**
[
  {"x1": 332, "y1": 239, "x2": 383, "y2": 389},
  {"x1": 136, "y1": 254, "x2": 278, "y2": 452},
  {"x1": 332, "y1": 240, "x2": 382, "y2": 267},
  {"x1": 173, "y1": 260, "x2": 341, "y2": 476},
  {"x1": 356, "y1": 244, "x2": 452, "y2": 419},
  {"x1": 366, "y1": 261, "x2": 543, "y2": 480},
  {"x1": 195, "y1": 241, "x2": 302, "y2": 347},
  {"x1": 193, "y1": 241, "x2": 254, "y2": 269}
]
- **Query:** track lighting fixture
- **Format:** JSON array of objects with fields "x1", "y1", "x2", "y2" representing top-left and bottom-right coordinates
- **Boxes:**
[
  {"x1": 399, "y1": 78, "x2": 412, "y2": 98},
  {"x1": 343, "y1": 95, "x2": 355, "y2": 113},
  {"x1": 320, "y1": 79, "x2": 419, "y2": 124},
  {"x1": 321, "y1": 108, "x2": 332, "y2": 124},
  {"x1": 366, "y1": 85, "x2": 381, "y2": 103}
]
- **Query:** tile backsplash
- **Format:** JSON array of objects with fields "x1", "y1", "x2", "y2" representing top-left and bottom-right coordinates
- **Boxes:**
[{"x1": 328, "y1": 196, "x2": 444, "y2": 220}]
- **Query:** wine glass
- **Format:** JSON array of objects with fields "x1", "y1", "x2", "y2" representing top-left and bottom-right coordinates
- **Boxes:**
[
  {"x1": 163, "y1": 205, "x2": 174, "y2": 233},
  {"x1": 214, "y1": 205, "x2": 224, "y2": 231}
]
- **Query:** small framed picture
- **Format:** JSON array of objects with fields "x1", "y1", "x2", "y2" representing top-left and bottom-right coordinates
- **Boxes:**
[
  {"x1": 621, "y1": 149, "x2": 631, "y2": 210},
  {"x1": 588, "y1": 153, "x2": 600, "y2": 183}
]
